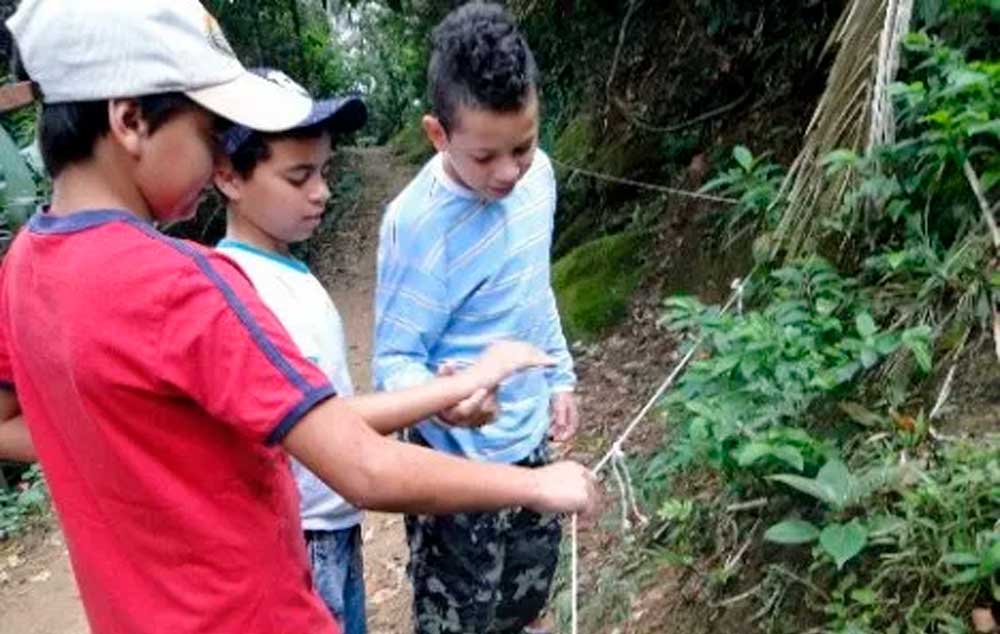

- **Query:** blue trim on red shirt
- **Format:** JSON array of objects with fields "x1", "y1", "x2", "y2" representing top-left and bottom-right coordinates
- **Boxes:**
[
  {"x1": 28, "y1": 208, "x2": 335, "y2": 444},
  {"x1": 29, "y1": 209, "x2": 145, "y2": 234},
  {"x1": 267, "y1": 385, "x2": 337, "y2": 445}
]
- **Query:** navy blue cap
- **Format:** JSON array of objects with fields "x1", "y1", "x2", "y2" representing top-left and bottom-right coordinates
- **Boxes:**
[{"x1": 219, "y1": 68, "x2": 367, "y2": 155}]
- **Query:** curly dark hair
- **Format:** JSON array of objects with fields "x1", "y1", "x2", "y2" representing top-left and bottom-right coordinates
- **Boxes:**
[{"x1": 428, "y1": 2, "x2": 539, "y2": 133}]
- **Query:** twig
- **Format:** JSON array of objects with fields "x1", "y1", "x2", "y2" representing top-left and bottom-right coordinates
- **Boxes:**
[
  {"x1": 751, "y1": 585, "x2": 783, "y2": 621},
  {"x1": 768, "y1": 565, "x2": 830, "y2": 601},
  {"x1": 550, "y1": 157, "x2": 739, "y2": 205},
  {"x1": 928, "y1": 364, "x2": 957, "y2": 420},
  {"x1": 723, "y1": 520, "x2": 760, "y2": 572},
  {"x1": 710, "y1": 580, "x2": 764, "y2": 608},
  {"x1": 993, "y1": 305, "x2": 1000, "y2": 364},
  {"x1": 605, "y1": 0, "x2": 643, "y2": 112},
  {"x1": 964, "y1": 160, "x2": 1000, "y2": 251},
  {"x1": 0, "y1": 81, "x2": 35, "y2": 114},
  {"x1": 726, "y1": 498, "x2": 769, "y2": 513},
  {"x1": 614, "y1": 93, "x2": 750, "y2": 135}
]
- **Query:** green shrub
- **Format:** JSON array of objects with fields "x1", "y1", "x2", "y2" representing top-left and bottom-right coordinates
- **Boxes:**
[{"x1": 389, "y1": 119, "x2": 434, "y2": 166}]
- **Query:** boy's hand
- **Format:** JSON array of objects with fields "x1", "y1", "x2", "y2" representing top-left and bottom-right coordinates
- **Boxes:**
[
  {"x1": 549, "y1": 391, "x2": 579, "y2": 442},
  {"x1": 435, "y1": 363, "x2": 498, "y2": 428},
  {"x1": 529, "y1": 461, "x2": 600, "y2": 519},
  {"x1": 469, "y1": 341, "x2": 555, "y2": 389}
]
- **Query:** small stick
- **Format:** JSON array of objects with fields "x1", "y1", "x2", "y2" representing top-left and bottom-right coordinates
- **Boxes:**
[
  {"x1": 726, "y1": 498, "x2": 769, "y2": 513},
  {"x1": 0, "y1": 82, "x2": 35, "y2": 114},
  {"x1": 964, "y1": 160, "x2": 1000, "y2": 251}
]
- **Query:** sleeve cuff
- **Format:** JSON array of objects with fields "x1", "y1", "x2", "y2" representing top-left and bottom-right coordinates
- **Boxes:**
[{"x1": 266, "y1": 384, "x2": 338, "y2": 445}]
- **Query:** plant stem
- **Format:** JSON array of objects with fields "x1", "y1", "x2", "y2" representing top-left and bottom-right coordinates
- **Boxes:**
[{"x1": 963, "y1": 160, "x2": 1000, "y2": 251}]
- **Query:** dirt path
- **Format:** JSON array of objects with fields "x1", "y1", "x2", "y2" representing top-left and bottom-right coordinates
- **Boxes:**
[
  {"x1": 311, "y1": 146, "x2": 419, "y2": 634},
  {"x1": 0, "y1": 146, "x2": 417, "y2": 634}
]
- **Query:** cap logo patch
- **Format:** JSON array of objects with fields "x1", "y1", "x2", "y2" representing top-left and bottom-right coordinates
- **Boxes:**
[
  {"x1": 204, "y1": 13, "x2": 237, "y2": 60},
  {"x1": 260, "y1": 69, "x2": 310, "y2": 97}
]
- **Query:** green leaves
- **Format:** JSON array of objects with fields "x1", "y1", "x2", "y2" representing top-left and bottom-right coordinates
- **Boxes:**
[
  {"x1": 700, "y1": 145, "x2": 785, "y2": 241},
  {"x1": 901, "y1": 326, "x2": 933, "y2": 372},
  {"x1": 733, "y1": 145, "x2": 754, "y2": 172},
  {"x1": 0, "y1": 464, "x2": 48, "y2": 539},
  {"x1": 855, "y1": 313, "x2": 877, "y2": 338},
  {"x1": 770, "y1": 459, "x2": 856, "y2": 510},
  {"x1": 736, "y1": 441, "x2": 805, "y2": 471},
  {"x1": 765, "y1": 519, "x2": 820, "y2": 544},
  {"x1": 765, "y1": 517, "x2": 871, "y2": 570},
  {"x1": 821, "y1": 521, "x2": 869, "y2": 570},
  {"x1": 0, "y1": 125, "x2": 39, "y2": 230},
  {"x1": 943, "y1": 532, "x2": 1000, "y2": 599}
]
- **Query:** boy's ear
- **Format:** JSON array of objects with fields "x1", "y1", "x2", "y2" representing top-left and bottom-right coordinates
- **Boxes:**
[
  {"x1": 213, "y1": 159, "x2": 243, "y2": 203},
  {"x1": 422, "y1": 115, "x2": 449, "y2": 153},
  {"x1": 107, "y1": 99, "x2": 149, "y2": 159}
]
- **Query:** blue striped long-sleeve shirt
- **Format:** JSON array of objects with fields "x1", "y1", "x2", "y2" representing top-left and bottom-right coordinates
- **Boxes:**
[{"x1": 373, "y1": 149, "x2": 576, "y2": 463}]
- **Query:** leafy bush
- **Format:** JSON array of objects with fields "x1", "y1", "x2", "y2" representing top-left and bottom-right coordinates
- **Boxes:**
[
  {"x1": 657, "y1": 257, "x2": 930, "y2": 480},
  {"x1": 701, "y1": 146, "x2": 785, "y2": 246},
  {"x1": 0, "y1": 464, "x2": 48, "y2": 539}
]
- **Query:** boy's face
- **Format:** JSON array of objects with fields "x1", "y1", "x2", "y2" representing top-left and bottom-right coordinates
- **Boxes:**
[
  {"x1": 220, "y1": 132, "x2": 333, "y2": 251},
  {"x1": 135, "y1": 107, "x2": 217, "y2": 223},
  {"x1": 425, "y1": 90, "x2": 539, "y2": 201}
]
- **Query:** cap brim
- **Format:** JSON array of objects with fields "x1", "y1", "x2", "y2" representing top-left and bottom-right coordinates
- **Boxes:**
[
  {"x1": 299, "y1": 96, "x2": 368, "y2": 135},
  {"x1": 185, "y1": 70, "x2": 314, "y2": 132}
]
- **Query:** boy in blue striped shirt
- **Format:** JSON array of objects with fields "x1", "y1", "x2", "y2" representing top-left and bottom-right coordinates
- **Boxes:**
[{"x1": 374, "y1": 4, "x2": 578, "y2": 633}]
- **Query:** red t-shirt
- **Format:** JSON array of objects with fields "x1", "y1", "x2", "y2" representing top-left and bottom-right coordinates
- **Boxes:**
[{"x1": 0, "y1": 210, "x2": 340, "y2": 634}]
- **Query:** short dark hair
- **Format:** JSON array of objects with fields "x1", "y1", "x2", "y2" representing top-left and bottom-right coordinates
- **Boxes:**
[
  {"x1": 224, "y1": 122, "x2": 330, "y2": 182},
  {"x1": 38, "y1": 93, "x2": 198, "y2": 178},
  {"x1": 428, "y1": 2, "x2": 539, "y2": 133}
]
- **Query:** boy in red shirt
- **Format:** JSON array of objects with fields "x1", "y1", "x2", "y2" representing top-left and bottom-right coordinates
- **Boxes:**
[{"x1": 0, "y1": 1, "x2": 598, "y2": 633}]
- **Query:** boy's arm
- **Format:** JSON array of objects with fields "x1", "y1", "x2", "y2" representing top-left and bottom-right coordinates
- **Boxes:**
[
  {"x1": 0, "y1": 389, "x2": 34, "y2": 462},
  {"x1": 543, "y1": 287, "x2": 577, "y2": 393},
  {"x1": 283, "y1": 396, "x2": 598, "y2": 516},
  {"x1": 540, "y1": 153, "x2": 577, "y2": 394},
  {"x1": 346, "y1": 341, "x2": 548, "y2": 435}
]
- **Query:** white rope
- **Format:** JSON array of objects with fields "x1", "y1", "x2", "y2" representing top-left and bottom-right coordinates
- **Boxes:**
[
  {"x1": 571, "y1": 513, "x2": 579, "y2": 634},
  {"x1": 550, "y1": 156, "x2": 740, "y2": 206},
  {"x1": 569, "y1": 277, "x2": 749, "y2": 631},
  {"x1": 609, "y1": 449, "x2": 632, "y2": 531},
  {"x1": 614, "y1": 447, "x2": 649, "y2": 528}
]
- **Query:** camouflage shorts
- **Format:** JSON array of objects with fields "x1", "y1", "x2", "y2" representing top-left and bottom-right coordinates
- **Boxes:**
[{"x1": 402, "y1": 429, "x2": 562, "y2": 634}]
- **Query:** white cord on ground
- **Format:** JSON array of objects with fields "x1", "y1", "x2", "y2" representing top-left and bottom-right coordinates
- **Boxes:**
[
  {"x1": 615, "y1": 447, "x2": 649, "y2": 527},
  {"x1": 609, "y1": 450, "x2": 632, "y2": 531},
  {"x1": 571, "y1": 513, "x2": 579, "y2": 634}
]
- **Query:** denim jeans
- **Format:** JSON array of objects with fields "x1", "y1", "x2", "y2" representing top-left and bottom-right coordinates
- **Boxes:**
[{"x1": 305, "y1": 524, "x2": 367, "y2": 634}]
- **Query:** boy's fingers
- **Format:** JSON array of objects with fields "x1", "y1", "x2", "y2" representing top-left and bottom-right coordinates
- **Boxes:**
[
  {"x1": 481, "y1": 393, "x2": 499, "y2": 418},
  {"x1": 437, "y1": 363, "x2": 458, "y2": 377},
  {"x1": 522, "y1": 351, "x2": 556, "y2": 368}
]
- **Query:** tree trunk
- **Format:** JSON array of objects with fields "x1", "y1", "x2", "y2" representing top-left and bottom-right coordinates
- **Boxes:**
[{"x1": 287, "y1": 0, "x2": 309, "y2": 83}]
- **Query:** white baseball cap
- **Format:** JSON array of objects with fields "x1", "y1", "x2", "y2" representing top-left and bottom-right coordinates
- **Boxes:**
[{"x1": 6, "y1": 0, "x2": 330, "y2": 132}]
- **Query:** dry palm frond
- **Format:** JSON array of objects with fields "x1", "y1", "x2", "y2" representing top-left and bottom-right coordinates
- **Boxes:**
[{"x1": 771, "y1": 0, "x2": 914, "y2": 260}]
